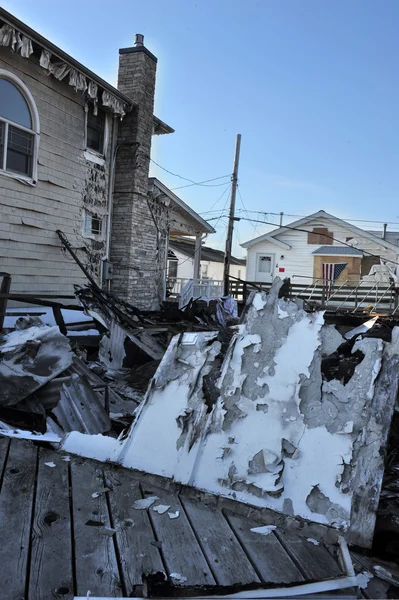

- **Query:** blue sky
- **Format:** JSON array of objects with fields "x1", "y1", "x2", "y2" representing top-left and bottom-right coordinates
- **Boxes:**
[{"x1": 4, "y1": 0, "x2": 399, "y2": 256}]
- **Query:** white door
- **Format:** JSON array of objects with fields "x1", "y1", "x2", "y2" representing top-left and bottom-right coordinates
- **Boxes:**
[{"x1": 255, "y1": 253, "x2": 275, "y2": 282}]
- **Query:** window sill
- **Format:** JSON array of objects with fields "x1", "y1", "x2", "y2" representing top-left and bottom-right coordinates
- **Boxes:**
[
  {"x1": 0, "y1": 169, "x2": 36, "y2": 186},
  {"x1": 84, "y1": 149, "x2": 106, "y2": 166}
]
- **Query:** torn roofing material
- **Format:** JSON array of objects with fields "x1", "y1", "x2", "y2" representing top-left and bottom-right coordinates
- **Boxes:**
[{"x1": 0, "y1": 325, "x2": 73, "y2": 406}]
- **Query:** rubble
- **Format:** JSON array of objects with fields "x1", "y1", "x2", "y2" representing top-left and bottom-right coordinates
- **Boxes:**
[
  {"x1": 3, "y1": 274, "x2": 399, "y2": 583},
  {"x1": 118, "y1": 278, "x2": 399, "y2": 548}
]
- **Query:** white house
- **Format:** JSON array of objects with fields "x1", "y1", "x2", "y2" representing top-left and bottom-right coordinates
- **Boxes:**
[
  {"x1": 241, "y1": 210, "x2": 399, "y2": 286},
  {"x1": 168, "y1": 238, "x2": 246, "y2": 283}
]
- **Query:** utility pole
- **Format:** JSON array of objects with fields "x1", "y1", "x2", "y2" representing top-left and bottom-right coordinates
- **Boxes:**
[
  {"x1": 223, "y1": 133, "x2": 241, "y2": 296},
  {"x1": 279, "y1": 212, "x2": 284, "y2": 227}
]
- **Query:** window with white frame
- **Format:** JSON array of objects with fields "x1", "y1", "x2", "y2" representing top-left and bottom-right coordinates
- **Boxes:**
[
  {"x1": 0, "y1": 73, "x2": 39, "y2": 180},
  {"x1": 84, "y1": 212, "x2": 103, "y2": 236},
  {"x1": 86, "y1": 104, "x2": 106, "y2": 154}
]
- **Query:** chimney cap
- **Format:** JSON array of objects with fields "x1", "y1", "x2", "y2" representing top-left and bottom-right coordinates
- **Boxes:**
[{"x1": 134, "y1": 34, "x2": 144, "y2": 47}]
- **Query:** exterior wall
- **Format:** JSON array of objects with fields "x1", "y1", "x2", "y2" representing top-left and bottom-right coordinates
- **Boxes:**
[
  {"x1": 172, "y1": 247, "x2": 246, "y2": 282},
  {"x1": 173, "y1": 247, "x2": 194, "y2": 280},
  {"x1": 246, "y1": 217, "x2": 399, "y2": 283},
  {"x1": 201, "y1": 260, "x2": 245, "y2": 281},
  {"x1": 110, "y1": 46, "x2": 166, "y2": 310},
  {"x1": 0, "y1": 47, "x2": 113, "y2": 297}
]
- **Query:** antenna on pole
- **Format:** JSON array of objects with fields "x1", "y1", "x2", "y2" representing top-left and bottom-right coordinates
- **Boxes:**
[{"x1": 223, "y1": 134, "x2": 241, "y2": 296}]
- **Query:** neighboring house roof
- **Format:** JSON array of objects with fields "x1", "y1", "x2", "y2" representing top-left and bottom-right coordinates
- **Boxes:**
[
  {"x1": 169, "y1": 238, "x2": 246, "y2": 265},
  {"x1": 241, "y1": 210, "x2": 399, "y2": 254},
  {"x1": 0, "y1": 7, "x2": 173, "y2": 132},
  {"x1": 367, "y1": 230, "x2": 399, "y2": 247},
  {"x1": 312, "y1": 246, "x2": 363, "y2": 256},
  {"x1": 148, "y1": 178, "x2": 215, "y2": 235}
]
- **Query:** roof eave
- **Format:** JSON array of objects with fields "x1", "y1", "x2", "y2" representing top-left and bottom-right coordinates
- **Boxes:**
[
  {"x1": 153, "y1": 116, "x2": 174, "y2": 135},
  {"x1": 149, "y1": 177, "x2": 215, "y2": 234},
  {"x1": 0, "y1": 7, "x2": 134, "y2": 109}
]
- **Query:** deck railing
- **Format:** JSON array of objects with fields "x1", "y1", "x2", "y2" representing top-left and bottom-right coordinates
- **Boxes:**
[
  {"x1": 166, "y1": 278, "x2": 225, "y2": 309},
  {"x1": 228, "y1": 277, "x2": 399, "y2": 314}
]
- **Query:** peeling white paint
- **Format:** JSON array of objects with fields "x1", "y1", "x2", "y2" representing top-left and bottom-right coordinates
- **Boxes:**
[
  {"x1": 153, "y1": 504, "x2": 170, "y2": 514},
  {"x1": 253, "y1": 293, "x2": 267, "y2": 311},
  {"x1": 133, "y1": 497, "x2": 158, "y2": 510},
  {"x1": 307, "y1": 538, "x2": 320, "y2": 546},
  {"x1": 250, "y1": 525, "x2": 277, "y2": 536}
]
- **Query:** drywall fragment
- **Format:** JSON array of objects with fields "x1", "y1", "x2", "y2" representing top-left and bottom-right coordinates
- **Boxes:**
[
  {"x1": 356, "y1": 571, "x2": 373, "y2": 589},
  {"x1": 168, "y1": 511, "x2": 180, "y2": 519},
  {"x1": 133, "y1": 496, "x2": 158, "y2": 510},
  {"x1": 253, "y1": 293, "x2": 267, "y2": 311},
  {"x1": 307, "y1": 538, "x2": 320, "y2": 546},
  {"x1": 153, "y1": 504, "x2": 170, "y2": 515},
  {"x1": 91, "y1": 488, "x2": 111, "y2": 499},
  {"x1": 170, "y1": 573, "x2": 187, "y2": 584},
  {"x1": 102, "y1": 526, "x2": 116, "y2": 537},
  {"x1": 250, "y1": 525, "x2": 277, "y2": 536},
  {"x1": 44, "y1": 461, "x2": 56, "y2": 468}
]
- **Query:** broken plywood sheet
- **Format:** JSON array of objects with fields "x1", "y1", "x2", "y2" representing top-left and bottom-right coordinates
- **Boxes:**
[
  {"x1": 119, "y1": 331, "x2": 221, "y2": 480},
  {"x1": 0, "y1": 325, "x2": 73, "y2": 406},
  {"x1": 99, "y1": 320, "x2": 164, "y2": 370},
  {"x1": 119, "y1": 278, "x2": 398, "y2": 548}
]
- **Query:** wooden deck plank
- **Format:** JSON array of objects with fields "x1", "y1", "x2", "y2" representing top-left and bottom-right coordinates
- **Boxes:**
[
  {"x1": 181, "y1": 498, "x2": 260, "y2": 586},
  {"x1": 274, "y1": 529, "x2": 344, "y2": 580},
  {"x1": 225, "y1": 511, "x2": 305, "y2": 584},
  {"x1": 141, "y1": 483, "x2": 216, "y2": 587},
  {"x1": 29, "y1": 448, "x2": 74, "y2": 599},
  {"x1": 0, "y1": 439, "x2": 37, "y2": 599},
  {"x1": 104, "y1": 467, "x2": 165, "y2": 595},
  {"x1": 70, "y1": 458, "x2": 123, "y2": 597}
]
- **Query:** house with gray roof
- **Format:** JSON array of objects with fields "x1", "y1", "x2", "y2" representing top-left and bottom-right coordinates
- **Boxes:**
[{"x1": 241, "y1": 210, "x2": 399, "y2": 285}]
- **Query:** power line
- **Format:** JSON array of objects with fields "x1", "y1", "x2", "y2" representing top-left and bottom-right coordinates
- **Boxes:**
[
  {"x1": 201, "y1": 184, "x2": 232, "y2": 218},
  {"x1": 234, "y1": 216, "x2": 399, "y2": 267},
  {"x1": 147, "y1": 156, "x2": 230, "y2": 188},
  {"x1": 235, "y1": 209, "x2": 399, "y2": 228}
]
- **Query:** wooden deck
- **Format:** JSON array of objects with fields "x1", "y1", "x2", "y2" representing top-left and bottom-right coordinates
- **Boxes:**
[{"x1": 0, "y1": 438, "x2": 348, "y2": 599}]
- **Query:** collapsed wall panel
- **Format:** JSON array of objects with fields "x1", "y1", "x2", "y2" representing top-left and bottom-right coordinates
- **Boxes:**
[{"x1": 119, "y1": 279, "x2": 398, "y2": 547}]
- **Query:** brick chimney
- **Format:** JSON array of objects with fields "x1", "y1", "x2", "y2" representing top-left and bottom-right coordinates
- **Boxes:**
[{"x1": 110, "y1": 35, "x2": 160, "y2": 309}]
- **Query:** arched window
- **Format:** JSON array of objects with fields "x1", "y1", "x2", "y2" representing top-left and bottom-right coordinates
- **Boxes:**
[{"x1": 0, "y1": 70, "x2": 39, "y2": 181}]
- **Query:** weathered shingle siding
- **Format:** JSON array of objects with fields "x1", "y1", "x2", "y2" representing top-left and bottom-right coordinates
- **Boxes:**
[
  {"x1": 246, "y1": 218, "x2": 398, "y2": 281},
  {"x1": 0, "y1": 47, "x2": 112, "y2": 297}
]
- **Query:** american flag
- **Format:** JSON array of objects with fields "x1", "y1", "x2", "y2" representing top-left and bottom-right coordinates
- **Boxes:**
[{"x1": 323, "y1": 263, "x2": 347, "y2": 298}]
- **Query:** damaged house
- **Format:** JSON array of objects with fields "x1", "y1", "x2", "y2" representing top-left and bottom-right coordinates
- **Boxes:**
[{"x1": 0, "y1": 8, "x2": 216, "y2": 311}]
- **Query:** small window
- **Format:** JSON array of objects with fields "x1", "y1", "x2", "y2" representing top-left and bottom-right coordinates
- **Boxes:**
[
  {"x1": 0, "y1": 76, "x2": 37, "y2": 179},
  {"x1": 86, "y1": 105, "x2": 105, "y2": 154},
  {"x1": 168, "y1": 260, "x2": 178, "y2": 279},
  {"x1": 84, "y1": 213, "x2": 102, "y2": 236},
  {"x1": 258, "y1": 255, "x2": 272, "y2": 273}
]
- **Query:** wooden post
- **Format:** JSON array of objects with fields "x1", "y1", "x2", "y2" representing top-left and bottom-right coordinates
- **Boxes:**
[
  {"x1": 223, "y1": 134, "x2": 241, "y2": 296},
  {"x1": 193, "y1": 233, "x2": 202, "y2": 281},
  {"x1": 0, "y1": 273, "x2": 11, "y2": 331}
]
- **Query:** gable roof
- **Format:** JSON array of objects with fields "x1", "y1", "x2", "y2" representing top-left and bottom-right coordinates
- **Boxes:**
[
  {"x1": 169, "y1": 238, "x2": 246, "y2": 265},
  {"x1": 241, "y1": 210, "x2": 399, "y2": 253}
]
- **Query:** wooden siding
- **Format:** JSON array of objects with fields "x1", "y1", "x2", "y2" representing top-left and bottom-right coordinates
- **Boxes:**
[
  {"x1": 245, "y1": 218, "x2": 399, "y2": 282},
  {"x1": 0, "y1": 48, "x2": 113, "y2": 298}
]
